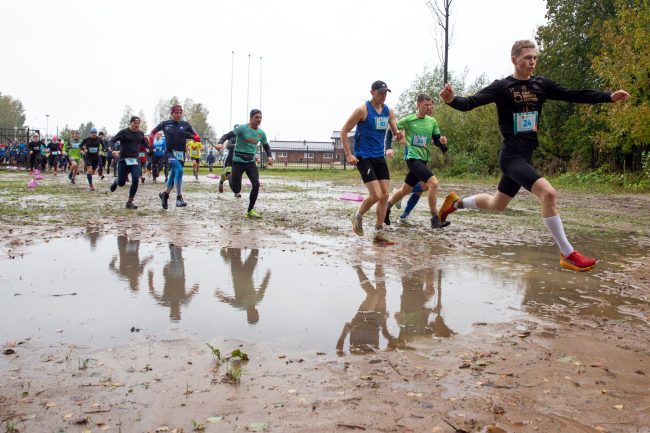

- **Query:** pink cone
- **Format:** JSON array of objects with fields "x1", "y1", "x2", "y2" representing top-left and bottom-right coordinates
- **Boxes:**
[
  {"x1": 206, "y1": 174, "x2": 220, "y2": 179},
  {"x1": 27, "y1": 179, "x2": 38, "y2": 188},
  {"x1": 340, "y1": 192, "x2": 365, "y2": 202},
  {"x1": 34, "y1": 174, "x2": 44, "y2": 180}
]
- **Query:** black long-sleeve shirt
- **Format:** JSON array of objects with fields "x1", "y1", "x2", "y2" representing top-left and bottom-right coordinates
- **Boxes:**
[
  {"x1": 448, "y1": 75, "x2": 612, "y2": 156},
  {"x1": 109, "y1": 128, "x2": 148, "y2": 159},
  {"x1": 80, "y1": 137, "x2": 106, "y2": 159}
]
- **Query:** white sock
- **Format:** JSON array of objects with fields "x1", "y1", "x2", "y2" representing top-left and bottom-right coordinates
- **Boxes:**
[
  {"x1": 543, "y1": 215, "x2": 574, "y2": 256},
  {"x1": 456, "y1": 195, "x2": 478, "y2": 210}
]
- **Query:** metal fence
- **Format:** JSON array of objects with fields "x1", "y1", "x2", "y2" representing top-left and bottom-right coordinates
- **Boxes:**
[{"x1": 0, "y1": 127, "x2": 38, "y2": 167}]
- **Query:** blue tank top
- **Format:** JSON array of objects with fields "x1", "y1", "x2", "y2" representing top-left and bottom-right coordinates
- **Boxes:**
[{"x1": 354, "y1": 101, "x2": 390, "y2": 158}]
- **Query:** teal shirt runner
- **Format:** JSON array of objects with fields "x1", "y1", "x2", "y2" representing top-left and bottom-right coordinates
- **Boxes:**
[{"x1": 233, "y1": 124, "x2": 268, "y2": 164}]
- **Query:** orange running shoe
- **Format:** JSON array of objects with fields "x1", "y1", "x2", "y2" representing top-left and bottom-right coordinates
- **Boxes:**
[
  {"x1": 438, "y1": 191, "x2": 460, "y2": 222},
  {"x1": 560, "y1": 250, "x2": 597, "y2": 272}
]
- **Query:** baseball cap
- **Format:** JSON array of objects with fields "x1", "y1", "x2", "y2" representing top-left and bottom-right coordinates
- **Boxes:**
[
  {"x1": 371, "y1": 80, "x2": 391, "y2": 93},
  {"x1": 90, "y1": 127, "x2": 98, "y2": 133}
]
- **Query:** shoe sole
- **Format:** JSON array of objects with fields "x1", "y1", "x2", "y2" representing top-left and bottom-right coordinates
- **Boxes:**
[
  {"x1": 560, "y1": 260, "x2": 596, "y2": 272},
  {"x1": 438, "y1": 192, "x2": 459, "y2": 222}
]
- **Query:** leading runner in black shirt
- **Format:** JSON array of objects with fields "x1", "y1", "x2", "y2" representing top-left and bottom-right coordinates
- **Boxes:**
[
  {"x1": 437, "y1": 39, "x2": 630, "y2": 272},
  {"x1": 109, "y1": 116, "x2": 149, "y2": 209}
]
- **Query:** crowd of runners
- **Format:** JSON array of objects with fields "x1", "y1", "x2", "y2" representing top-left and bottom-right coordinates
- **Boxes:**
[{"x1": 6, "y1": 40, "x2": 631, "y2": 272}]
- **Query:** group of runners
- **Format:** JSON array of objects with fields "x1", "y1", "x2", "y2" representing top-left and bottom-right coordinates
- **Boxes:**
[
  {"x1": 342, "y1": 39, "x2": 630, "y2": 272},
  {"x1": 18, "y1": 39, "x2": 631, "y2": 273}
]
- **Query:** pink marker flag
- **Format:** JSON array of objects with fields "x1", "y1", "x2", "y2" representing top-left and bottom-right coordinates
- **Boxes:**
[{"x1": 339, "y1": 192, "x2": 365, "y2": 202}]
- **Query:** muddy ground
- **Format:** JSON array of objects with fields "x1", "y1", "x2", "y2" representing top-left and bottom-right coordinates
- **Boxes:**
[{"x1": 1, "y1": 169, "x2": 649, "y2": 433}]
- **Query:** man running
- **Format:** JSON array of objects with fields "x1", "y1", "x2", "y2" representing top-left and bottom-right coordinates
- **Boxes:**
[
  {"x1": 47, "y1": 135, "x2": 61, "y2": 176},
  {"x1": 341, "y1": 80, "x2": 403, "y2": 243},
  {"x1": 108, "y1": 116, "x2": 149, "y2": 209},
  {"x1": 150, "y1": 131, "x2": 166, "y2": 183},
  {"x1": 217, "y1": 126, "x2": 237, "y2": 195},
  {"x1": 216, "y1": 110, "x2": 273, "y2": 218},
  {"x1": 150, "y1": 104, "x2": 201, "y2": 209},
  {"x1": 187, "y1": 139, "x2": 203, "y2": 180},
  {"x1": 27, "y1": 133, "x2": 43, "y2": 174},
  {"x1": 80, "y1": 127, "x2": 106, "y2": 191},
  {"x1": 383, "y1": 93, "x2": 449, "y2": 229},
  {"x1": 97, "y1": 131, "x2": 107, "y2": 179},
  {"x1": 438, "y1": 39, "x2": 630, "y2": 272},
  {"x1": 63, "y1": 130, "x2": 83, "y2": 184}
]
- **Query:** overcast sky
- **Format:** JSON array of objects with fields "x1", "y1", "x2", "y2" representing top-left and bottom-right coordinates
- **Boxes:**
[{"x1": 3, "y1": 0, "x2": 546, "y2": 141}]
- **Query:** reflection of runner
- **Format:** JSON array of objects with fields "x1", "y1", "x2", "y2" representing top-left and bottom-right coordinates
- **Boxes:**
[
  {"x1": 340, "y1": 80, "x2": 403, "y2": 243},
  {"x1": 438, "y1": 40, "x2": 630, "y2": 272},
  {"x1": 148, "y1": 244, "x2": 199, "y2": 321},
  {"x1": 215, "y1": 248, "x2": 271, "y2": 324},
  {"x1": 108, "y1": 116, "x2": 149, "y2": 209},
  {"x1": 216, "y1": 111, "x2": 273, "y2": 218},
  {"x1": 384, "y1": 94, "x2": 450, "y2": 229},
  {"x1": 336, "y1": 263, "x2": 398, "y2": 354},
  {"x1": 108, "y1": 235, "x2": 152, "y2": 292}
]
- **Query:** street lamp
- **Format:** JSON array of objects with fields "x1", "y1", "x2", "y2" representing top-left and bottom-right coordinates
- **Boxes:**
[{"x1": 45, "y1": 114, "x2": 50, "y2": 141}]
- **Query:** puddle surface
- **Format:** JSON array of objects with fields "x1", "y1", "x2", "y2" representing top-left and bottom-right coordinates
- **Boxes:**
[{"x1": 1, "y1": 234, "x2": 646, "y2": 353}]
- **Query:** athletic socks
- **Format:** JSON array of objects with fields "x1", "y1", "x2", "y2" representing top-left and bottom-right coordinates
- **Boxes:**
[
  {"x1": 543, "y1": 215, "x2": 574, "y2": 256},
  {"x1": 87, "y1": 174, "x2": 92, "y2": 184},
  {"x1": 455, "y1": 195, "x2": 478, "y2": 210},
  {"x1": 403, "y1": 194, "x2": 421, "y2": 217}
]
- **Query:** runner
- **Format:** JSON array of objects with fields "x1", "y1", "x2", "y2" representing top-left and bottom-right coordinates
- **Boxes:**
[
  {"x1": 63, "y1": 130, "x2": 82, "y2": 184},
  {"x1": 97, "y1": 131, "x2": 107, "y2": 179},
  {"x1": 216, "y1": 110, "x2": 273, "y2": 218},
  {"x1": 150, "y1": 131, "x2": 166, "y2": 183},
  {"x1": 217, "y1": 126, "x2": 237, "y2": 195},
  {"x1": 383, "y1": 93, "x2": 449, "y2": 229},
  {"x1": 46, "y1": 136, "x2": 61, "y2": 175},
  {"x1": 187, "y1": 139, "x2": 203, "y2": 180},
  {"x1": 108, "y1": 116, "x2": 149, "y2": 209},
  {"x1": 138, "y1": 140, "x2": 148, "y2": 184},
  {"x1": 206, "y1": 150, "x2": 215, "y2": 172},
  {"x1": 438, "y1": 39, "x2": 630, "y2": 272},
  {"x1": 150, "y1": 104, "x2": 201, "y2": 209},
  {"x1": 80, "y1": 127, "x2": 106, "y2": 191},
  {"x1": 39, "y1": 139, "x2": 48, "y2": 172},
  {"x1": 340, "y1": 80, "x2": 403, "y2": 243},
  {"x1": 27, "y1": 133, "x2": 43, "y2": 174}
]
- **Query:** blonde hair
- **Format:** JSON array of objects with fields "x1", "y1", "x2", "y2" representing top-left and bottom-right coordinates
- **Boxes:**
[{"x1": 511, "y1": 40, "x2": 536, "y2": 57}]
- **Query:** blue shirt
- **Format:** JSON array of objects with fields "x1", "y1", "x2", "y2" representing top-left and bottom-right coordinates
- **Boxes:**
[
  {"x1": 153, "y1": 137, "x2": 166, "y2": 157},
  {"x1": 353, "y1": 101, "x2": 390, "y2": 158}
]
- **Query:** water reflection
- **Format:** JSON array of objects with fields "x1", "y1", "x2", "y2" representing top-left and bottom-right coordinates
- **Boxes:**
[
  {"x1": 215, "y1": 248, "x2": 271, "y2": 324},
  {"x1": 148, "y1": 244, "x2": 199, "y2": 321},
  {"x1": 108, "y1": 235, "x2": 152, "y2": 292}
]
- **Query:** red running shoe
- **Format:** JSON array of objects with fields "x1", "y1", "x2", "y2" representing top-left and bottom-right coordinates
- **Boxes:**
[
  {"x1": 560, "y1": 250, "x2": 597, "y2": 272},
  {"x1": 438, "y1": 191, "x2": 460, "y2": 222}
]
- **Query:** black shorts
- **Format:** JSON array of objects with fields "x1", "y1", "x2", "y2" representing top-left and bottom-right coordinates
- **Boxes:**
[
  {"x1": 404, "y1": 159, "x2": 433, "y2": 187},
  {"x1": 192, "y1": 157, "x2": 201, "y2": 163},
  {"x1": 85, "y1": 157, "x2": 99, "y2": 170},
  {"x1": 356, "y1": 157, "x2": 389, "y2": 183},
  {"x1": 497, "y1": 152, "x2": 542, "y2": 197},
  {"x1": 48, "y1": 155, "x2": 59, "y2": 166}
]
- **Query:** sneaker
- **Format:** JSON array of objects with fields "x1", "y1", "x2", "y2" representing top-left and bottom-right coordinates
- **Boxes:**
[
  {"x1": 560, "y1": 251, "x2": 597, "y2": 272},
  {"x1": 125, "y1": 202, "x2": 138, "y2": 209},
  {"x1": 383, "y1": 206, "x2": 392, "y2": 226},
  {"x1": 246, "y1": 209, "x2": 262, "y2": 218},
  {"x1": 71, "y1": 176, "x2": 75, "y2": 184},
  {"x1": 431, "y1": 214, "x2": 451, "y2": 229},
  {"x1": 176, "y1": 196, "x2": 187, "y2": 207},
  {"x1": 351, "y1": 212, "x2": 364, "y2": 236},
  {"x1": 100, "y1": 175, "x2": 105, "y2": 180},
  {"x1": 398, "y1": 217, "x2": 414, "y2": 227},
  {"x1": 89, "y1": 184, "x2": 95, "y2": 192},
  {"x1": 159, "y1": 191, "x2": 169, "y2": 209},
  {"x1": 110, "y1": 181, "x2": 117, "y2": 193},
  {"x1": 140, "y1": 177, "x2": 145, "y2": 184},
  {"x1": 438, "y1": 191, "x2": 460, "y2": 222},
  {"x1": 373, "y1": 229, "x2": 395, "y2": 245},
  {"x1": 234, "y1": 193, "x2": 241, "y2": 198},
  {"x1": 218, "y1": 181, "x2": 224, "y2": 193}
]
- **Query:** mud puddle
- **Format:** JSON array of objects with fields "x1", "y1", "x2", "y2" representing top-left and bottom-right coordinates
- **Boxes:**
[{"x1": 2, "y1": 234, "x2": 647, "y2": 355}]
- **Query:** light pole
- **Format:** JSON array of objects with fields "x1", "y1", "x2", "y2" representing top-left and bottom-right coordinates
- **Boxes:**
[
  {"x1": 229, "y1": 50, "x2": 234, "y2": 129},
  {"x1": 45, "y1": 114, "x2": 50, "y2": 140}
]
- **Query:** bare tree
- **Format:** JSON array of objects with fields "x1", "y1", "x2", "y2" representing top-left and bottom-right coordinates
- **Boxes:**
[{"x1": 425, "y1": 0, "x2": 453, "y2": 84}]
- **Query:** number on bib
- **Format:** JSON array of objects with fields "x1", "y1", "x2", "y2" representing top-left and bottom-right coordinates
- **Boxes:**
[
  {"x1": 375, "y1": 116, "x2": 388, "y2": 130},
  {"x1": 125, "y1": 158, "x2": 138, "y2": 166},
  {"x1": 513, "y1": 111, "x2": 538, "y2": 133},
  {"x1": 412, "y1": 134, "x2": 428, "y2": 147}
]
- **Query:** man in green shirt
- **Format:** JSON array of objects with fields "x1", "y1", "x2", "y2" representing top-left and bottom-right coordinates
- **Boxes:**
[
  {"x1": 384, "y1": 94, "x2": 449, "y2": 228},
  {"x1": 63, "y1": 130, "x2": 82, "y2": 184}
]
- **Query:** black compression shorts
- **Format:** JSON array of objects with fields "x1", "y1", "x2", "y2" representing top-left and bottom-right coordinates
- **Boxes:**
[
  {"x1": 404, "y1": 159, "x2": 433, "y2": 187},
  {"x1": 356, "y1": 157, "x2": 389, "y2": 183},
  {"x1": 497, "y1": 152, "x2": 542, "y2": 197}
]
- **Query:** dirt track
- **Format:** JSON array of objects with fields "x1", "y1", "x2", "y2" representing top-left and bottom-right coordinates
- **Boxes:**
[{"x1": 1, "y1": 169, "x2": 649, "y2": 432}]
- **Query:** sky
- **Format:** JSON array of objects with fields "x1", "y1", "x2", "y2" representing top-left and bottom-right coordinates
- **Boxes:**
[{"x1": 2, "y1": 0, "x2": 547, "y2": 142}]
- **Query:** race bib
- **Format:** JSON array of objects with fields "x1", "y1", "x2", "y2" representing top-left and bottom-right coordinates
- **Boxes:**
[
  {"x1": 89, "y1": 148, "x2": 98, "y2": 153},
  {"x1": 375, "y1": 116, "x2": 388, "y2": 130},
  {"x1": 174, "y1": 151, "x2": 185, "y2": 160},
  {"x1": 513, "y1": 111, "x2": 538, "y2": 133},
  {"x1": 125, "y1": 158, "x2": 138, "y2": 166},
  {"x1": 412, "y1": 134, "x2": 428, "y2": 147},
  {"x1": 138, "y1": 152, "x2": 146, "y2": 158}
]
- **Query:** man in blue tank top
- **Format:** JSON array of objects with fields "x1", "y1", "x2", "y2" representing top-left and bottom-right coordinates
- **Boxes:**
[{"x1": 341, "y1": 80, "x2": 403, "y2": 244}]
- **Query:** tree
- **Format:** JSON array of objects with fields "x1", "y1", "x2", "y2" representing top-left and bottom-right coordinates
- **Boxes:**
[
  {"x1": 424, "y1": 0, "x2": 453, "y2": 84},
  {"x1": 0, "y1": 93, "x2": 26, "y2": 128},
  {"x1": 153, "y1": 96, "x2": 181, "y2": 126},
  {"x1": 118, "y1": 105, "x2": 147, "y2": 132},
  {"x1": 153, "y1": 96, "x2": 215, "y2": 140},
  {"x1": 78, "y1": 121, "x2": 95, "y2": 138}
]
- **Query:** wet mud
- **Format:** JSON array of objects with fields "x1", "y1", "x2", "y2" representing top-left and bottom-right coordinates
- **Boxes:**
[{"x1": 1, "y1": 170, "x2": 649, "y2": 432}]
